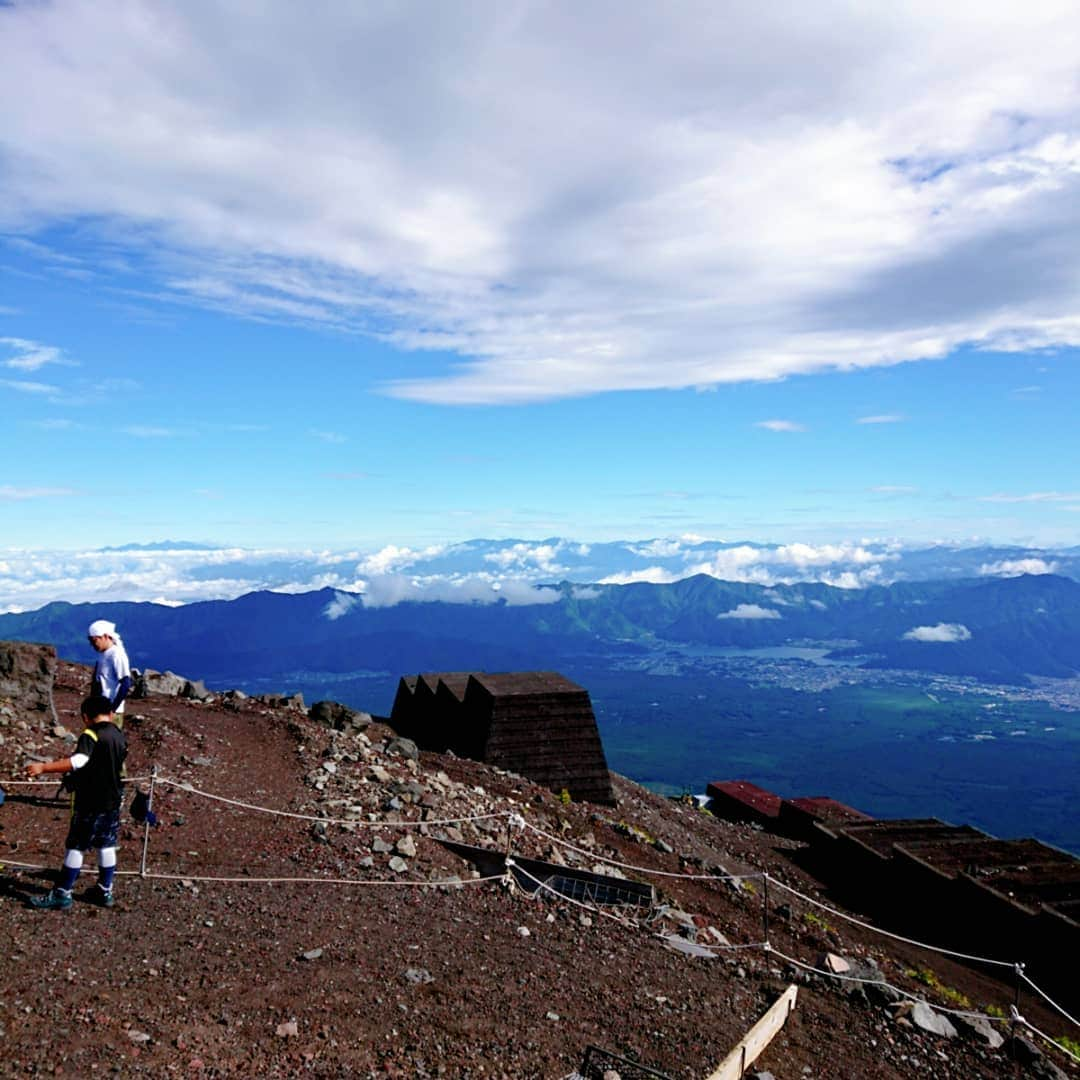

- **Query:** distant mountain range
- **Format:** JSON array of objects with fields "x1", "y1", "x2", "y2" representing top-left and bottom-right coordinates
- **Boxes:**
[{"x1": 2, "y1": 571, "x2": 1078, "y2": 688}]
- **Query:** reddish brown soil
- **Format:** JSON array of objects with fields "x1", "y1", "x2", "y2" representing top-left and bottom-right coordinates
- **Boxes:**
[{"x1": 0, "y1": 662, "x2": 1074, "y2": 1078}]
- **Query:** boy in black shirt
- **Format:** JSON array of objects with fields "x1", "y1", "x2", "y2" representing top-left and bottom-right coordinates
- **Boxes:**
[{"x1": 25, "y1": 694, "x2": 127, "y2": 910}]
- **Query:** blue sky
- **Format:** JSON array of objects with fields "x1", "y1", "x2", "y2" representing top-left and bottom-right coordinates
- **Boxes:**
[{"x1": 2, "y1": 2, "x2": 1080, "y2": 588}]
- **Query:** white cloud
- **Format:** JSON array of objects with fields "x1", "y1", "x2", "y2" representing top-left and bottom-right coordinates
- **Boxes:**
[
  {"x1": 1, "y1": 337, "x2": 74, "y2": 372},
  {"x1": 483, "y1": 542, "x2": 565, "y2": 573},
  {"x1": 1, "y1": 379, "x2": 58, "y2": 395},
  {"x1": 356, "y1": 544, "x2": 445, "y2": 576},
  {"x1": 902, "y1": 622, "x2": 972, "y2": 643},
  {"x1": 979, "y1": 492, "x2": 1080, "y2": 504},
  {"x1": 857, "y1": 414, "x2": 904, "y2": 424},
  {"x1": 756, "y1": 420, "x2": 806, "y2": 433},
  {"x1": 122, "y1": 425, "x2": 179, "y2": 438},
  {"x1": 599, "y1": 567, "x2": 680, "y2": 586},
  {"x1": 4, "y1": 6, "x2": 1080, "y2": 404},
  {"x1": 323, "y1": 590, "x2": 360, "y2": 620},
  {"x1": 717, "y1": 603, "x2": 782, "y2": 620},
  {"x1": 311, "y1": 429, "x2": 347, "y2": 444},
  {"x1": 978, "y1": 557, "x2": 1057, "y2": 576},
  {"x1": 0, "y1": 485, "x2": 77, "y2": 500},
  {"x1": 626, "y1": 539, "x2": 687, "y2": 559},
  {"x1": 360, "y1": 574, "x2": 561, "y2": 609}
]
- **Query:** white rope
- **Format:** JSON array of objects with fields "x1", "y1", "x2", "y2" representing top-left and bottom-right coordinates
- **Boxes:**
[
  {"x1": 0, "y1": 855, "x2": 507, "y2": 889},
  {"x1": 155, "y1": 775, "x2": 513, "y2": 828},
  {"x1": 767, "y1": 876, "x2": 1016, "y2": 970},
  {"x1": 766, "y1": 943, "x2": 999, "y2": 1021},
  {"x1": 524, "y1": 822, "x2": 763, "y2": 883},
  {"x1": 1019, "y1": 970, "x2": 1080, "y2": 1031},
  {"x1": 0, "y1": 776, "x2": 150, "y2": 787},
  {"x1": 143, "y1": 869, "x2": 511, "y2": 888},
  {"x1": 1016, "y1": 1014, "x2": 1080, "y2": 1065}
]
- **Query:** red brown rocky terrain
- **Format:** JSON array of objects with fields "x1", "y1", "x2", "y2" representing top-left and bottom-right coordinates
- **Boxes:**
[{"x1": 0, "y1": 655, "x2": 1075, "y2": 1078}]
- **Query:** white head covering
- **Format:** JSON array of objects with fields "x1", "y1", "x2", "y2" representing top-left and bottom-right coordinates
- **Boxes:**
[{"x1": 87, "y1": 619, "x2": 119, "y2": 642}]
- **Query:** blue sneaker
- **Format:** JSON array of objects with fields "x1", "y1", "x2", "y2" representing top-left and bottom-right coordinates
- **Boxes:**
[
  {"x1": 89, "y1": 884, "x2": 115, "y2": 908},
  {"x1": 28, "y1": 888, "x2": 73, "y2": 911}
]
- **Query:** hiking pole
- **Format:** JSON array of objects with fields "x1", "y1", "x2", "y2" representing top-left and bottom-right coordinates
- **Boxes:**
[{"x1": 139, "y1": 764, "x2": 158, "y2": 878}]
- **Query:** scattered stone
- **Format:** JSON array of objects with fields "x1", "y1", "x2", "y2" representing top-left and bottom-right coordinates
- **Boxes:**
[
  {"x1": 276, "y1": 1019, "x2": 299, "y2": 1038},
  {"x1": 516, "y1": 926, "x2": 531, "y2": 938},
  {"x1": 403, "y1": 968, "x2": 433, "y2": 985},
  {"x1": 818, "y1": 952, "x2": 851, "y2": 974},
  {"x1": 369, "y1": 766, "x2": 392, "y2": 784},
  {"x1": 372, "y1": 838, "x2": 393, "y2": 854},
  {"x1": 321, "y1": 761, "x2": 337, "y2": 775},
  {"x1": 395, "y1": 835, "x2": 417, "y2": 857},
  {"x1": 388, "y1": 856, "x2": 408, "y2": 873},
  {"x1": 908, "y1": 1002, "x2": 957, "y2": 1039},
  {"x1": 386, "y1": 737, "x2": 419, "y2": 761},
  {"x1": 126, "y1": 1029, "x2": 151, "y2": 1045},
  {"x1": 952, "y1": 1013, "x2": 1004, "y2": 1049},
  {"x1": 301, "y1": 948, "x2": 323, "y2": 962},
  {"x1": 653, "y1": 838, "x2": 674, "y2": 854},
  {"x1": 545, "y1": 1011, "x2": 560, "y2": 1021}
]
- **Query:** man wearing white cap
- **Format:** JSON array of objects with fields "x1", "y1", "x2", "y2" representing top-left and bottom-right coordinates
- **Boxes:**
[{"x1": 87, "y1": 620, "x2": 133, "y2": 729}]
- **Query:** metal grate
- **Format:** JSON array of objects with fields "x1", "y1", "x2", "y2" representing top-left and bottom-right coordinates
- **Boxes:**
[{"x1": 578, "y1": 1044, "x2": 672, "y2": 1079}]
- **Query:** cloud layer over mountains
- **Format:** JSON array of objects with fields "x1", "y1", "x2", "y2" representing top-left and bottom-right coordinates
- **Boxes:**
[{"x1": 2, "y1": 537, "x2": 1076, "y2": 613}]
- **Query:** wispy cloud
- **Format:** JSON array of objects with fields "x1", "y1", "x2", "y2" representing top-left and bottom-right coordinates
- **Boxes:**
[
  {"x1": 979, "y1": 491, "x2": 1080, "y2": 504},
  {"x1": 756, "y1": 419, "x2": 805, "y2": 433},
  {"x1": 869, "y1": 485, "x2": 918, "y2": 495},
  {"x1": 857, "y1": 414, "x2": 905, "y2": 424},
  {"x1": 2, "y1": 7, "x2": 1080, "y2": 404},
  {"x1": 310, "y1": 430, "x2": 347, "y2": 444},
  {"x1": 1, "y1": 336, "x2": 75, "y2": 373},
  {"x1": 122, "y1": 425, "x2": 180, "y2": 438},
  {"x1": 1, "y1": 378, "x2": 59, "y2": 394},
  {"x1": 0, "y1": 485, "x2": 78, "y2": 500}
]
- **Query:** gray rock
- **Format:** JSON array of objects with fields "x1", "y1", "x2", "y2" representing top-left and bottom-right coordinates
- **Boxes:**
[
  {"x1": 653, "y1": 838, "x2": 674, "y2": 854},
  {"x1": 909, "y1": 1002, "x2": 957, "y2": 1038},
  {"x1": 952, "y1": 1013, "x2": 1004, "y2": 1049},
  {"x1": 403, "y1": 967, "x2": 433, "y2": 985},
  {"x1": 309, "y1": 700, "x2": 371, "y2": 731},
  {"x1": 388, "y1": 856, "x2": 408, "y2": 873},
  {"x1": 136, "y1": 669, "x2": 189, "y2": 697},
  {"x1": 864, "y1": 980, "x2": 904, "y2": 1007},
  {"x1": 182, "y1": 678, "x2": 211, "y2": 700},
  {"x1": 0, "y1": 642, "x2": 57, "y2": 717},
  {"x1": 301, "y1": 948, "x2": 323, "y2": 962},
  {"x1": 372, "y1": 838, "x2": 393, "y2": 853},
  {"x1": 386, "y1": 736, "x2": 419, "y2": 761},
  {"x1": 395, "y1": 835, "x2": 417, "y2": 857}
]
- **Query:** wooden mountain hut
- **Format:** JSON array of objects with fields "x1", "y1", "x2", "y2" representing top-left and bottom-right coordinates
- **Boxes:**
[
  {"x1": 460, "y1": 672, "x2": 615, "y2": 805},
  {"x1": 390, "y1": 669, "x2": 615, "y2": 805}
]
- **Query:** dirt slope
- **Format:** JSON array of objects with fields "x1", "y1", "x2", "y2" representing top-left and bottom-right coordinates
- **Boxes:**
[{"x1": 0, "y1": 661, "x2": 1073, "y2": 1078}]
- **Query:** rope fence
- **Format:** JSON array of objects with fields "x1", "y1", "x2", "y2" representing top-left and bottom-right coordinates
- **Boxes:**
[{"x1": 3, "y1": 769, "x2": 1078, "y2": 1040}]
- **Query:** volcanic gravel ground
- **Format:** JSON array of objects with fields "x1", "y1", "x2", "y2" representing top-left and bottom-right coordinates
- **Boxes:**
[{"x1": 0, "y1": 662, "x2": 1074, "y2": 1078}]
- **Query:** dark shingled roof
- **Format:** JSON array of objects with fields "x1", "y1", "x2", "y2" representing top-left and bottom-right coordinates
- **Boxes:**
[{"x1": 706, "y1": 780, "x2": 782, "y2": 821}]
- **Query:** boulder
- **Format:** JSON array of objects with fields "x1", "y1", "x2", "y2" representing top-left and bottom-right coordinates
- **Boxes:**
[
  {"x1": 386, "y1": 736, "x2": 420, "y2": 761},
  {"x1": 309, "y1": 700, "x2": 371, "y2": 732},
  {"x1": 0, "y1": 640, "x2": 57, "y2": 716},
  {"x1": 134, "y1": 669, "x2": 189, "y2": 698}
]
